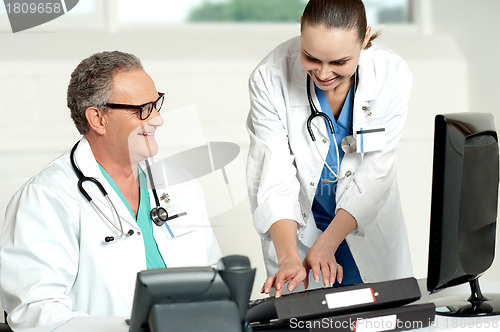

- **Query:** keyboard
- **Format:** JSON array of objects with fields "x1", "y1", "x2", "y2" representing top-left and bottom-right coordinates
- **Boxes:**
[{"x1": 246, "y1": 277, "x2": 421, "y2": 324}]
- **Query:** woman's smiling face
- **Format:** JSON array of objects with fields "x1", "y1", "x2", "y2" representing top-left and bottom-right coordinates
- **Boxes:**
[{"x1": 300, "y1": 23, "x2": 368, "y2": 92}]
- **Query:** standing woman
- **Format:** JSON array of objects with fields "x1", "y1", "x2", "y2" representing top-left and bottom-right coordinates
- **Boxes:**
[{"x1": 246, "y1": 0, "x2": 413, "y2": 297}]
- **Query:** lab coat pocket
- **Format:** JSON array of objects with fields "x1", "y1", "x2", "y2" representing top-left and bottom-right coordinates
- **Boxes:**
[
  {"x1": 355, "y1": 125, "x2": 386, "y2": 153},
  {"x1": 158, "y1": 201, "x2": 193, "y2": 239},
  {"x1": 160, "y1": 212, "x2": 195, "y2": 239},
  {"x1": 157, "y1": 228, "x2": 208, "y2": 267},
  {"x1": 155, "y1": 220, "x2": 207, "y2": 267}
]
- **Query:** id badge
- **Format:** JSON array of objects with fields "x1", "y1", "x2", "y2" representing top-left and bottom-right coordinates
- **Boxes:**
[
  {"x1": 159, "y1": 201, "x2": 190, "y2": 239},
  {"x1": 356, "y1": 126, "x2": 386, "y2": 153}
]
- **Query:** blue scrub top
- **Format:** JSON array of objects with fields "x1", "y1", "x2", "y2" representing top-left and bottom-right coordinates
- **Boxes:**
[
  {"x1": 311, "y1": 84, "x2": 362, "y2": 286},
  {"x1": 98, "y1": 164, "x2": 166, "y2": 269}
]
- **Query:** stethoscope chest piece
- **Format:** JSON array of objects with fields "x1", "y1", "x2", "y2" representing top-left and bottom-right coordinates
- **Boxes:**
[
  {"x1": 150, "y1": 206, "x2": 168, "y2": 227},
  {"x1": 341, "y1": 135, "x2": 357, "y2": 154}
]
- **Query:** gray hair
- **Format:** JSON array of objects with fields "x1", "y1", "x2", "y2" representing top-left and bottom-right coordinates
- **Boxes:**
[{"x1": 67, "y1": 51, "x2": 143, "y2": 135}]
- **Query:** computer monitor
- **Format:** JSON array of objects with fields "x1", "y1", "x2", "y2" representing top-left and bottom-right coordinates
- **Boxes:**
[{"x1": 427, "y1": 112, "x2": 500, "y2": 316}]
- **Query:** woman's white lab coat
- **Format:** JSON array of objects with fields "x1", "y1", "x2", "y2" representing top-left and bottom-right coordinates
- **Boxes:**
[
  {"x1": 246, "y1": 37, "x2": 413, "y2": 283},
  {"x1": 0, "y1": 137, "x2": 222, "y2": 330}
]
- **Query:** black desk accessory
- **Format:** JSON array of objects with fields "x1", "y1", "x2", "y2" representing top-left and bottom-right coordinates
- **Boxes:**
[
  {"x1": 251, "y1": 302, "x2": 436, "y2": 332},
  {"x1": 247, "y1": 277, "x2": 421, "y2": 324},
  {"x1": 129, "y1": 255, "x2": 255, "y2": 332}
]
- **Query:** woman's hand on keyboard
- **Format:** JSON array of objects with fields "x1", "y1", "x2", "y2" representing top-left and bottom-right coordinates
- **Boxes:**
[
  {"x1": 303, "y1": 239, "x2": 344, "y2": 288},
  {"x1": 261, "y1": 258, "x2": 307, "y2": 298}
]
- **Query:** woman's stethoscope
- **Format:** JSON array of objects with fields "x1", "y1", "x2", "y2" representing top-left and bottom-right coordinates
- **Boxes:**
[
  {"x1": 306, "y1": 69, "x2": 358, "y2": 183},
  {"x1": 70, "y1": 141, "x2": 169, "y2": 242}
]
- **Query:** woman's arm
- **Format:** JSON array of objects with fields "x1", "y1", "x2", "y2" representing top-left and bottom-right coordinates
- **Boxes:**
[
  {"x1": 303, "y1": 209, "x2": 355, "y2": 286},
  {"x1": 261, "y1": 219, "x2": 306, "y2": 297}
]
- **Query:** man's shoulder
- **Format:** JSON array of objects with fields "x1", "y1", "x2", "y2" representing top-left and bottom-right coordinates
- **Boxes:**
[{"x1": 18, "y1": 151, "x2": 73, "y2": 195}]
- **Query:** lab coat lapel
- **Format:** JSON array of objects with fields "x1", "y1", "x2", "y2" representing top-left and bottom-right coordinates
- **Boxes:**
[
  {"x1": 289, "y1": 53, "x2": 308, "y2": 108},
  {"x1": 353, "y1": 50, "x2": 377, "y2": 129},
  {"x1": 74, "y1": 137, "x2": 138, "y2": 229},
  {"x1": 357, "y1": 50, "x2": 377, "y2": 101}
]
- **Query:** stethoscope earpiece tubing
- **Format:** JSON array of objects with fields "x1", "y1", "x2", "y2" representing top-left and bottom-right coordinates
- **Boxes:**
[
  {"x1": 144, "y1": 158, "x2": 169, "y2": 225},
  {"x1": 144, "y1": 159, "x2": 162, "y2": 208},
  {"x1": 306, "y1": 70, "x2": 359, "y2": 182},
  {"x1": 78, "y1": 176, "x2": 107, "y2": 202},
  {"x1": 306, "y1": 75, "x2": 335, "y2": 141},
  {"x1": 72, "y1": 141, "x2": 107, "y2": 202},
  {"x1": 70, "y1": 140, "x2": 167, "y2": 243}
]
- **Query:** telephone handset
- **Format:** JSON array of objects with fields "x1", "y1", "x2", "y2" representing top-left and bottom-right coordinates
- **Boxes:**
[{"x1": 218, "y1": 255, "x2": 257, "y2": 331}]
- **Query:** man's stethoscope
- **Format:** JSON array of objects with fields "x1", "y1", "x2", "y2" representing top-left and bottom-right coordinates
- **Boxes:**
[
  {"x1": 306, "y1": 69, "x2": 358, "y2": 183},
  {"x1": 70, "y1": 141, "x2": 169, "y2": 242}
]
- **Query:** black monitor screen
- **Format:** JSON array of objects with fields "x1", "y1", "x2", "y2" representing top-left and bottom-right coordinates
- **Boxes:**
[{"x1": 427, "y1": 112, "x2": 500, "y2": 316}]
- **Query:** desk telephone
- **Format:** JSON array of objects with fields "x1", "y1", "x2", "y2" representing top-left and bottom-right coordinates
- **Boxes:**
[{"x1": 128, "y1": 255, "x2": 256, "y2": 332}]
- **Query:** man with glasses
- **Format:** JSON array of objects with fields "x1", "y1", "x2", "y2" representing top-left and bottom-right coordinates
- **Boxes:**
[{"x1": 0, "y1": 51, "x2": 222, "y2": 330}]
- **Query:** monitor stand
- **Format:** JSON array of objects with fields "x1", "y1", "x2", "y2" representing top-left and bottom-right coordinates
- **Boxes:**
[{"x1": 433, "y1": 278, "x2": 500, "y2": 317}]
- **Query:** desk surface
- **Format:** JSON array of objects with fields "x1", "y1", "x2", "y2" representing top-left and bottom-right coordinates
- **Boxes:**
[
  {"x1": 16, "y1": 279, "x2": 500, "y2": 332},
  {"x1": 416, "y1": 279, "x2": 500, "y2": 331}
]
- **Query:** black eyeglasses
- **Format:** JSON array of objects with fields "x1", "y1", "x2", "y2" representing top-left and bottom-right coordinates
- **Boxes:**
[{"x1": 105, "y1": 92, "x2": 165, "y2": 120}]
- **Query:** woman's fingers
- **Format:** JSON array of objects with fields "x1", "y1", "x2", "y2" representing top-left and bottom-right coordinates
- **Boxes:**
[
  {"x1": 335, "y1": 263, "x2": 344, "y2": 284},
  {"x1": 261, "y1": 275, "x2": 276, "y2": 294},
  {"x1": 286, "y1": 267, "x2": 307, "y2": 292},
  {"x1": 261, "y1": 260, "x2": 308, "y2": 298}
]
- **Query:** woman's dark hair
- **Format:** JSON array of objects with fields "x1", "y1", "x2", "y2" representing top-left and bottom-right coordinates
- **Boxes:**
[{"x1": 301, "y1": 0, "x2": 379, "y2": 48}]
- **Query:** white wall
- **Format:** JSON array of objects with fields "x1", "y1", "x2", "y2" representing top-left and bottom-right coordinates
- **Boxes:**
[
  {"x1": 429, "y1": 0, "x2": 500, "y2": 282},
  {"x1": 0, "y1": 0, "x2": 499, "y2": 307}
]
